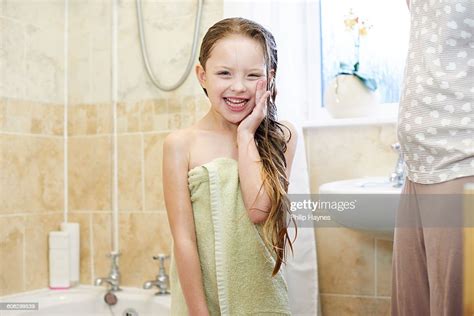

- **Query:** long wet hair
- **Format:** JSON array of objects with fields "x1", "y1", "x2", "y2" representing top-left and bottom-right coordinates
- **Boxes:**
[{"x1": 198, "y1": 17, "x2": 296, "y2": 276}]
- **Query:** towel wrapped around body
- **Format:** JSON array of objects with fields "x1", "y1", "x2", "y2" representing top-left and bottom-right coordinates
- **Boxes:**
[{"x1": 170, "y1": 157, "x2": 291, "y2": 315}]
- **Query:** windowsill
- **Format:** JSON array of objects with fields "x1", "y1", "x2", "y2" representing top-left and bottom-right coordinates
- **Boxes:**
[{"x1": 302, "y1": 103, "x2": 399, "y2": 129}]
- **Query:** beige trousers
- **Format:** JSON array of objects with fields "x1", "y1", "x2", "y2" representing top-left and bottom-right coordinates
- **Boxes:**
[{"x1": 391, "y1": 175, "x2": 474, "y2": 316}]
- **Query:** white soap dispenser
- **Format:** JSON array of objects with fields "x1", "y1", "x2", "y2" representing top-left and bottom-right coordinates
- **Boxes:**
[{"x1": 48, "y1": 231, "x2": 70, "y2": 289}]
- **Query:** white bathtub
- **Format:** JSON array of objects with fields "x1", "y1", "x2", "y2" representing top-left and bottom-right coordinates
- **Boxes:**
[{"x1": 0, "y1": 285, "x2": 170, "y2": 316}]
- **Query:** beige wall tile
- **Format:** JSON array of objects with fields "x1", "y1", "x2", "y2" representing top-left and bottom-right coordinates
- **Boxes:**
[
  {"x1": 96, "y1": 103, "x2": 112, "y2": 134},
  {"x1": 316, "y1": 227, "x2": 375, "y2": 295},
  {"x1": 4, "y1": 99, "x2": 32, "y2": 133},
  {"x1": 154, "y1": 99, "x2": 167, "y2": 115},
  {"x1": 25, "y1": 25, "x2": 64, "y2": 104},
  {"x1": 3, "y1": 0, "x2": 64, "y2": 30},
  {"x1": 144, "y1": 133, "x2": 167, "y2": 211},
  {"x1": 305, "y1": 124, "x2": 397, "y2": 192},
  {"x1": 24, "y1": 213, "x2": 63, "y2": 290},
  {"x1": 196, "y1": 96, "x2": 210, "y2": 119},
  {"x1": 118, "y1": 134, "x2": 143, "y2": 211},
  {"x1": 168, "y1": 98, "x2": 184, "y2": 130},
  {"x1": 168, "y1": 98, "x2": 181, "y2": 114},
  {"x1": 141, "y1": 99, "x2": 170, "y2": 132},
  {"x1": 85, "y1": 105, "x2": 99, "y2": 135},
  {"x1": 89, "y1": 51, "x2": 112, "y2": 105},
  {"x1": 92, "y1": 213, "x2": 112, "y2": 280},
  {"x1": 168, "y1": 113, "x2": 182, "y2": 130},
  {"x1": 118, "y1": 102, "x2": 140, "y2": 133},
  {"x1": 67, "y1": 53, "x2": 91, "y2": 106},
  {"x1": 4, "y1": 100, "x2": 64, "y2": 135},
  {"x1": 68, "y1": 212, "x2": 92, "y2": 285},
  {"x1": 181, "y1": 113, "x2": 196, "y2": 129},
  {"x1": 320, "y1": 294, "x2": 390, "y2": 316},
  {"x1": 376, "y1": 239, "x2": 393, "y2": 297},
  {"x1": 119, "y1": 212, "x2": 172, "y2": 287},
  {"x1": 154, "y1": 114, "x2": 169, "y2": 132},
  {"x1": 140, "y1": 100, "x2": 155, "y2": 132},
  {"x1": 68, "y1": 105, "x2": 87, "y2": 136},
  {"x1": 0, "y1": 98, "x2": 6, "y2": 130},
  {"x1": 182, "y1": 96, "x2": 196, "y2": 114},
  {"x1": 68, "y1": 0, "x2": 110, "y2": 105},
  {"x1": 181, "y1": 96, "x2": 196, "y2": 128},
  {"x1": 0, "y1": 216, "x2": 25, "y2": 295},
  {"x1": 68, "y1": 136, "x2": 111, "y2": 211},
  {"x1": 2, "y1": 1, "x2": 65, "y2": 103},
  {"x1": 68, "y1": 104, "x2": 112, "y2": 136},
  {"x1": 1, "y1": 17, "x2": 26, "y2": 99},
  {"x1": 1, "y1": 134, "x2": 64, "y2": 214},
  {"x1": 31, "y1": 104, "x2": 64, "y2": 135}
]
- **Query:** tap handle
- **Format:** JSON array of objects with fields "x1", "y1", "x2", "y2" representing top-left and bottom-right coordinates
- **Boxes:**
[
  {"x1": 153, "y1": 254, "x2": 170, "y2": 269},
  {"x1": 107, "y1": 252, "x2": 121, "y2": 267}
]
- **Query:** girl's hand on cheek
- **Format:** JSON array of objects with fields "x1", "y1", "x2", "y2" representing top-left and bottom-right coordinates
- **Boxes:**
[{"x1": 237, "y1": 79, "x2": 270, "y2": 137}]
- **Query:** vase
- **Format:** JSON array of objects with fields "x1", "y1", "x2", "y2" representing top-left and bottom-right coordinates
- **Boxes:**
[{"x1": 324, "y1": 74, "x2": 380, "y2": 118}]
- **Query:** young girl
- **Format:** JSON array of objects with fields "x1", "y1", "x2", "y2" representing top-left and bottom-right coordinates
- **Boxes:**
[{"x1": 163, "y1": 17, "x2": 297, "y2": 315}]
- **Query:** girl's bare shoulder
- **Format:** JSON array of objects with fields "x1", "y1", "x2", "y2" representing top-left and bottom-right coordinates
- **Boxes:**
[
  {"x1": 163, "y1": 124, "x2": 209, "y2": 156},
  {"x1": 163, "y1": 127, "x2": 197, "y2": 161}
]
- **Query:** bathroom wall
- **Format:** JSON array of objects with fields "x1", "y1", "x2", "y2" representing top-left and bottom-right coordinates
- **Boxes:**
[
  {"x1": 0, "y1": 0, "x2": 223, "y2": 296},
  {"x1": 67, "y1": 0, "x2": 222, "y2": 288},
  {"x1": 305, "y1": 123, "x2": 397, "y2": 316},
  {"x1": 0, "y1": 0, "x2": 66, "y2": 296}
]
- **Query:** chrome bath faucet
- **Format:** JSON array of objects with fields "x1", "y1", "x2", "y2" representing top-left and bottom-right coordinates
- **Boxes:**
[
  {"x1": 95, "y1": 252, "x2": 122, "y2": 292},
  {"x1": 143, "y1": 254, "x2": 170, "y2": 295}
]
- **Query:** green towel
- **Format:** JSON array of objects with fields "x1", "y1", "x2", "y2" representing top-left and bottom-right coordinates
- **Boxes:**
[{"x1": 170, "y1": 157, "x2": 291, "y2": 315}]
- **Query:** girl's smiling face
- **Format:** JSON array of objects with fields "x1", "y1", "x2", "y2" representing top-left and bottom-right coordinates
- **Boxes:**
[{"x1": 196, "y1": 34, "x2": 270, "y2": 124}]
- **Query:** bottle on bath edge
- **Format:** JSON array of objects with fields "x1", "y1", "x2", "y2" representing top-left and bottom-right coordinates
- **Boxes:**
[
  {"x1": 48, "y1": 231, "x2": 70, "y2": 289},
  {"x1": 60, "y1": 222, "x2": 80, "y2": 285}
]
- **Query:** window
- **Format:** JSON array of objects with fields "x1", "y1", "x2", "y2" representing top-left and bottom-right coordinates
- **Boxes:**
[{"x1": 320, "y1": 0, "x2": 410, "y2": 104}]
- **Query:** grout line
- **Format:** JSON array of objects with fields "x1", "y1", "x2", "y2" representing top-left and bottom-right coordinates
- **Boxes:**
[
  {"x1": 22, "y1": 17, "x2": 26, "y2": 99},
  {"x1": 88, "y1": 32, "x2": 92, "y2": 103},
  {"x1": 89, "y1": 212, "x2": 95, "y2": 285},
  {"x1": 111, "y1": 0, "x2": 119, "y2": 255},
  {"x1": 22, "y1": 215, "x2": 26, "y2": 292},
  {"x1": 0, "y1": 211, "x2": 66, "y2": 217},
  {"x1": 141, "y1": 133, "x2": 145, "y2": 211},
  {"x1": 0, "y1": 131, "x2": 63, "y2": 138},
  {"x1": 67, "y1": 130, "x2": 171, "y2": 138},
  {"x1": 63, "y1": 0, "x2": 69, "y2": 223},
  {"x1": 0, "y1": 210, "x2": 167, "y2": 217}
]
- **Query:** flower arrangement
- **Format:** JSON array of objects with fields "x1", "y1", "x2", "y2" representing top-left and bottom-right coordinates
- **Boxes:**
[{"x1": 337, "y1": 8, "x2": 377, "y2": 91}]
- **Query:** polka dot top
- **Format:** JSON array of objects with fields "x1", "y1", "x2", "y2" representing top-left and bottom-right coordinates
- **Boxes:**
[{"x1": 397, "y1": 0, "x2": 474, "y2": 184}]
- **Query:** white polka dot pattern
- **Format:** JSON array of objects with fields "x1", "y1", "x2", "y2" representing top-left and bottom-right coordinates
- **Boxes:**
[{"x1": 398, "y1": 0, "x2": 474, "y2": 184}]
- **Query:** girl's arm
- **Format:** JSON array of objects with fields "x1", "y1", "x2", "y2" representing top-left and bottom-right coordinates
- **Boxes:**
[
  {"x1": 163, "y1": 131, "x2": 210, "y2": 316},
  {"x1": 237, "y1": 79, "x2": 298, "y2": 224}
]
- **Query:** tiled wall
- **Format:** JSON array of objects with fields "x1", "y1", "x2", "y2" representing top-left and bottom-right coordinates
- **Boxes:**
[
  {"x1": 305, "y1": 124, "x2": 398, "y2": 316},
  {"x1": 0, "y1": 0, "x2": 66, "y2": 296},
  {"x1": 0, "y1": 0, "x2": 222, "y2": 296}
]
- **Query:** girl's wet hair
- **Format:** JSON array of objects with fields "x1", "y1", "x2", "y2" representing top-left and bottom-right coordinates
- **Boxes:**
[{"x1": 198, "y1": 17, "x2": 296, "y2": 277}]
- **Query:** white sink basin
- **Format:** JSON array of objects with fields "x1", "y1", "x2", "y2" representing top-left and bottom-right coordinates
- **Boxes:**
[{"x1": 318, "y1": 177, "x2": 403, "y2": 240}]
